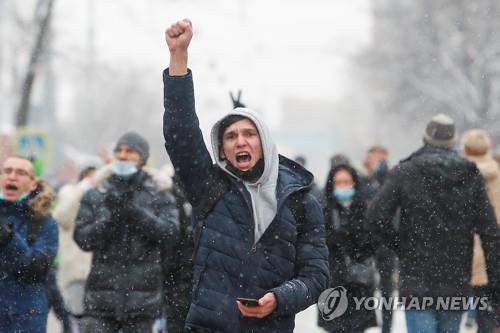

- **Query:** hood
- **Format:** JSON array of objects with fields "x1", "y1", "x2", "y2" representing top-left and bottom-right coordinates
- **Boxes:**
[
  {"x1": 404, "y1": 145, "x2": 474, "y2": 185},
  {"x1": 28, "y1": 179, "x2": 55, "y2": 219},
  {"x1": 324, "y1": 164, "x2": 365, "y2": 215},
  {"x1": 466, "y1": 155, "x2": 500, "y2": 182},
  {"x1": 210, "y1": 107, "x2": 278, "y2": 185},
  {"x1": 210, "y1": 108, "x2": 279, "y2": 244}
]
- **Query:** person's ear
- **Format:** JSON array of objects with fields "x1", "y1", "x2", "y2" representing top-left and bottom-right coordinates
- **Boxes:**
[
  {"x1": 220, "y1": 149, "x2": 226, "y2": 160},
  {"x1": 29, "y1": 178, "x2": 38, "y2": 192}
]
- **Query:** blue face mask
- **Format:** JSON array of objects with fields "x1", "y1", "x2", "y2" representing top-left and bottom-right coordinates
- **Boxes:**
[
  {"x1": 334, "y1": 187, "x2": 355, "y2": 202},
  {"x1": 0, "y1": 192, "x2": 29, "y2": 202},
  {"x1": 111, "y1": 161, "x2": 138, "y2": 177}
]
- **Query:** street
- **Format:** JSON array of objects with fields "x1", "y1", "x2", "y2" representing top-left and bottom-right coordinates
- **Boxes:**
[{"x1": 295, "y1": 305, "x2": 477, "y2": 333}]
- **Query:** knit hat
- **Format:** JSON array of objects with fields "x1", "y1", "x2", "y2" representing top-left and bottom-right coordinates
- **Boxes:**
[
  {"x1": 462, "y1": 129, "x2": 491, "y2": 156},
  {"x1": 423, "y1": 114, "x2": 456, "y2": 148},
  {"x1": 115, "y1": 131, "x2": 150, "y2": 162}
]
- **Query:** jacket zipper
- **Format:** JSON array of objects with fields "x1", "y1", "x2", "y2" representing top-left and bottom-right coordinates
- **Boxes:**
[
  {"x1": 234, "y1": 182, "x2": 256, "y2": 252},
  {"x1": 249, "y1": 184, "x2": 262, "y2": 252}
]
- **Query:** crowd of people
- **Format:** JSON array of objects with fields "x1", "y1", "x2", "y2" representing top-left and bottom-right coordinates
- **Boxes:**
[{"x1": 1, "y1": 18, "x2": 499, "y2": 333}]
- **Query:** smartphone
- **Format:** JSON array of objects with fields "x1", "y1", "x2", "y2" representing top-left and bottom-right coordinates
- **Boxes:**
[{"x1": 236, "y1": 297, "x2": 260, "y2": 307}]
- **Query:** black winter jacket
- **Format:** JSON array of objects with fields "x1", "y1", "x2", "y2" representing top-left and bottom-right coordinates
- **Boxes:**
[
  {"x1": 163, "y1": 69, "x2": 329, "y2": 333},
  {"x1": 321, "y1": 166, "x2": 376, "y2": 333},
  {"x1": 74, "y1": 171, "x2": 179, "y2": 319},
  {"x1": 324, "y1": 165, "x2": 372, "y2": 286},
  {"x1": 366, "y1": 145, "x2": 500, "y2": 299}
]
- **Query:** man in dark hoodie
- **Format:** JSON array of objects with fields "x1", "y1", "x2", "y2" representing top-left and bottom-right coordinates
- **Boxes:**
[
  {"x1": 366, "y1": 114, "x2": 500, "y2": 333},
  {"x1": 163, "y1": 19, "x2": 329, "y2": 333},
  {"x1": 0, "y1": 156, "x2": 58, "y2": 333}
]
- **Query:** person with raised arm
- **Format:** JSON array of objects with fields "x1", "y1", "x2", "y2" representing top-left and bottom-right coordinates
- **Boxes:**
[{"x1": 162, "y1": 19, "x2": 329, "y2": 333}]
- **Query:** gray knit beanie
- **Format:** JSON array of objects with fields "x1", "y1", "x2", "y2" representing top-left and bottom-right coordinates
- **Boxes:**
[
  {"x1": 423, "y1": 114, "x2": 456, "y2": 148},
  {"x1": 115, "y1": 131, "x2": 150, "y2": 162}
]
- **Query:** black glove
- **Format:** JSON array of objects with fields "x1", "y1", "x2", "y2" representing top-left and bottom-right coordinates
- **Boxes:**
[
  {"x1": 0, "y1": 221, "x2": 13, "y2": 248},
  {"x1": 230, "y1": 90, "x2": 246, "y2": 108},
  {"x1": 104, "y1": 192, "x2": 125, "y2": 212}
]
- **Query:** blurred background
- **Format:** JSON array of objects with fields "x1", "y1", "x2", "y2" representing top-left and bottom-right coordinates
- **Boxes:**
[{"x1": 1, "y1": 0, "x2": 500, "y2": 187}]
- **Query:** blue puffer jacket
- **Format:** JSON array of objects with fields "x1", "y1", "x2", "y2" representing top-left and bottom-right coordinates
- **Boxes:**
[
  {"x1": 0, "y1": 183, "x2": 58, "y2": 327},
  {"x1": 163, "y1": 69, "x2": 329, "y2": 333}
]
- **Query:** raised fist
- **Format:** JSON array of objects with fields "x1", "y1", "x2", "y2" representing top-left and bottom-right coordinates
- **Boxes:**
[{"x1": 165, "y1": 18, "x2": 193, "y2": 54}]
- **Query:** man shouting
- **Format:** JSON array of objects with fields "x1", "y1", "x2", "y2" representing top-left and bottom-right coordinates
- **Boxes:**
[{"x1": 162, "y1": 19, "x2": 329, "y2": 333}]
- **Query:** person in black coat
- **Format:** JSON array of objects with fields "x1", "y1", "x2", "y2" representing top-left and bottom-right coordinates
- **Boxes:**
[
  {"x1": 319, "y1": 164, "x2": 377, "y2": 333},
  {"x1": 163, "y1": 175, "x2": 194, "y2": 333},
  {"x1": 360, "y1": 145, "x2": 396, "y2": 333},
  {"x1": 366, "y1": 114, "x2": 500, "y2": 333},
  {"x1": 74, "y1": 132, "x2": 179, "y2": 333}
]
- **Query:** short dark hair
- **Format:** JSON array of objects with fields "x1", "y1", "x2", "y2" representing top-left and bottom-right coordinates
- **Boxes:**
[{"x1": 218, "y1": 115, "x2": 247, "y2": 143}]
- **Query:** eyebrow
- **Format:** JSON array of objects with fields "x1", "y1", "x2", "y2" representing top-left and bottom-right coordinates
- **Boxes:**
[
  {"x1": 2, "y1": 167, "x2": 33, "y2": 175},
  {"x1": 225, "y1": 127, "x2": 257, "y2": 135}
]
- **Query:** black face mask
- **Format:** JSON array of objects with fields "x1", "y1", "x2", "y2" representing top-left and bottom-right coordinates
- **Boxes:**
[{"x1": 225, "y1": 158, "x2": 265, "y2": 182}]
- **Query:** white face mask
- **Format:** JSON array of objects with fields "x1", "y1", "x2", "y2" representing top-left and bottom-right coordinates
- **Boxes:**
[{"x1": 111, "y1": 160, "x2": 138, "y2": 177}]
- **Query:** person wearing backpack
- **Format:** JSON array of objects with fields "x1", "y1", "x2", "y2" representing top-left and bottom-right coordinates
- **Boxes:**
[
  {"x1": 319, "y1": 163, "x2": 378, "y2": 332},
  {"x1": 0, "y1": 156, "x2": 58, "y2": 333},
  {"x1": 163, "y1": 18, "x2": 329, "y2": 333}
]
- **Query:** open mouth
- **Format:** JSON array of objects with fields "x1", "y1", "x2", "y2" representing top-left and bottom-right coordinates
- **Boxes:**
[
  {"x1": 236, "y1": 152, "x2": 251, "y2": 163},
  {"x1": 5, "y1": 184, "x2": 18, "y2": 191}
]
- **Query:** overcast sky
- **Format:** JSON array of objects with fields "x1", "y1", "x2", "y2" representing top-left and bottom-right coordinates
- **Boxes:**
[{"x1": 53, "y1": 0, "x2": 372, "y2": 124}]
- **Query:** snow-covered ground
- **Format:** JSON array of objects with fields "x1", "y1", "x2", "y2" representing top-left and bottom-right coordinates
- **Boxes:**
[
  {"x1": 295, "y1": 304, "x2": 477, "y2": 333},
  {"x1": 47, "y1": 303, "x2": 478, "y2": 332}
]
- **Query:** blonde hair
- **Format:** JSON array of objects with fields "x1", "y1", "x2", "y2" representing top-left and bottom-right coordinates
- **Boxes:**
[{"x1": 461, "y1": 129, "x2": 491, "y2": 156}]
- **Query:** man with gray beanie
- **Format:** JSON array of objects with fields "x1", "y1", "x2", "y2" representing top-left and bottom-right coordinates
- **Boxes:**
[
  {"x1": 74, "y1": 131, "x2": 179, "y2": 333},
  {"x1": 366, "y1": 114, "x2": 500, "y2": 333}
]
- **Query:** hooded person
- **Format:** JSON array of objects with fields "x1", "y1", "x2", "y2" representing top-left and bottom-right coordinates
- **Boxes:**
[
  {"x1": 210, "y1": 110, "x2": 279, "y2": 244},
  {"x1": 0, "y1": 156, "x2": 58, "y2": 333},
  {"x1": 163, "y1": 18, "x2": 329, "y2": 333},
  {"x1": 319, "y1": 164, "x2": 377, "y2": 333}
]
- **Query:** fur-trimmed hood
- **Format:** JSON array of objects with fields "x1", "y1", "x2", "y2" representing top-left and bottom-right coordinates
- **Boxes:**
[{"x1": 28, "y1": 179, "x2": 55, "y2": 220}]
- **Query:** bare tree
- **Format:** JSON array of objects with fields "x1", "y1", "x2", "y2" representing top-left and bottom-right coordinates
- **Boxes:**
[
  {"x1": 15, "y1": 0, "x2": 54, "y2": 127},
  {"x1": 360, "y1": 0, "x2": 500, "y2": 140}
]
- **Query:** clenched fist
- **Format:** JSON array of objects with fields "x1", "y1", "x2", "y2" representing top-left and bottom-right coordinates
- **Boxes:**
[{"x1": 165, "y1": 18, "x2": 192, "y2": 76}]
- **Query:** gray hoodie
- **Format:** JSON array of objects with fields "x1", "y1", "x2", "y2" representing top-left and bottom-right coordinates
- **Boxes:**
[{"x1": 210, "y1": 108, "x2": 279, "y2": 244}]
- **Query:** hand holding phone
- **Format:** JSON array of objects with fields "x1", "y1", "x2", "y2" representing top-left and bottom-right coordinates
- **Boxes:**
[
  {"x1": 236, "y1": 293, "x2": 277, "y2": 318},
  {"x1": 236, "y1": 297, "x2": 260, "y2": 307}
]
